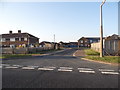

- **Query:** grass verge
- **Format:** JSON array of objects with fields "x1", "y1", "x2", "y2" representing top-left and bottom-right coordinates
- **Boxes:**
[
  {"x1": 84, "y1": 49, "x2": 100, "y2": 55},
  {"x1": 1, "y1": 54, "x2": 32, "y2": 59},
  {"x1": 85, "y1": 56, "x2": 120, "y2": 64}
]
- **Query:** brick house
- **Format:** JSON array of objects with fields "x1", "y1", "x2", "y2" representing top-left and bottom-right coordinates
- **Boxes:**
[
  {"x1": 0, "y1": 30, "x2": 39, "y2": 48},
  {"x1": 78, "y1": 37, "x2": 100, "y2": 47}
]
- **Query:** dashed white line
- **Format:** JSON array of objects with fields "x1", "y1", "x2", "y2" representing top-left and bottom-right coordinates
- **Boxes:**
[
  {"x1": 22, "y1": 67, "x2": 35, "y2": 70},
  {"x1": 101, "y1": 71, "x2": 119, "y2": 75},
  {"x1": 2, "y1": 64, "x2": 10, "y2": 67},
  {"x1": 78, "y1": 68, "x2": 93, "y2": 71},
  {"x1": 12, "y1": 65, "x2": 22, "y2": 67},
  {"x1": 58, "y1": 69, "x2": 73, "y2": 72},
  {"x1": 5, "y1": 66, "x2": 19, "y2": 69},
  {"x1": 99, "y1": 69, "x2": 115, "y2": 72},
  {"x1": 59, "y1": 67, "x2": 73, "y2": 69},
  {"x1": 79, "y1": 70, "x2": 95, "y2": 73},
  {"x1": 38, "y1": 68, "x2": 54, "y2": 71},
  {"x1": 43, "y1": 66, "x2": 56, "y2": 69}
]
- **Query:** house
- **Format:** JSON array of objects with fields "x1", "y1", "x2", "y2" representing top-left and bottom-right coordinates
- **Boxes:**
[
  {"x1": 104, "y1": 34, "x2": 120, "y2": 55},
  {"x1": 59, "y1": 41, "x2": 78, "y2": 48},
  {"x1": 39, "y1": 41, "x2": 54, "y2": 49},
  {"x1": 78, "y1": 37, "x2": 100, "y2": 47},
  {"x1": 0, "y1": 30, "x2": 39, "y2": 48}
]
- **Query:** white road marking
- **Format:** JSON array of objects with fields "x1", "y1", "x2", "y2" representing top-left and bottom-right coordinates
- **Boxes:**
[
  {"x1": 27, "y1": 66, "x2": 39, "y2": 68},
  {"x1": 59, "y1": 67, "x2": 73, "y2": 69},
  {"x1": 22, "y1": 67, "x2": 35, "y2": 70},
  {"x1": 78, "y1": 68, "x2": 93, "y2": 71},
  {"x1": 38, "y1": 68, "x2": 54, "y2": 71},
  {"x1": 12, "y1": 65, "x2": 22, "y2": 67},
  {"x1": 0, "y1": 65, "x2": 2, "y2": 68},
  {"x1": 58, "y1": 69, "x2": 73, "y2": 72},
  {"x1": 101, "y1": 71, "x2": 119, "y2": 75},
  {"x1": 79, "y1": 70, "x2": 95, "y2": 73},
  {"x1": 99, "y1": 69, "x2": 115, "y2": 72},
  {"x1": 2, "y1": 64, "x2": 10, "y2": 67},
  {"x1": 43, "y1": 66, "x2": 56, "y2": 69},
  {"x1": 5, "y1": 66, "x2": 19, "y2": 69}
]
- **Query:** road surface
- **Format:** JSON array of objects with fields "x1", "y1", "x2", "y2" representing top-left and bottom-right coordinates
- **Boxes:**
[{"x1": 1, "y1": 49, "x2": 120, "y2": 88}]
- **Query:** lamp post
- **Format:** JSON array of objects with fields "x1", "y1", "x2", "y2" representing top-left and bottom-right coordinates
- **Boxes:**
[{"x1": 100, "y1": 0, "x2": 106, "y2": 57}]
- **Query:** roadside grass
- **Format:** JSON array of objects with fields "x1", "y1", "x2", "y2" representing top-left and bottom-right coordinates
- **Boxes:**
[
  {"x1": 84, "y1": 49, "x2": 120, "y2": 64},
  {"x1": 1, "y1": 49, "x2": 63, "y2": 59},
  {"x1": 84, "y1": 49, "x2": 100, "y2": 56},
  {"x1": 1, "y1": 54, "x2": 32, "y2": 59},
  {"x1": 85, "y1": 56, "x2": 120, "y2": 63}
]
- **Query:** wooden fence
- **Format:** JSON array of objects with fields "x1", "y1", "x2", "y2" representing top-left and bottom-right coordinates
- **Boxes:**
[{"x1": 2, "y1": 47, "x2": 55, "y2": 54}]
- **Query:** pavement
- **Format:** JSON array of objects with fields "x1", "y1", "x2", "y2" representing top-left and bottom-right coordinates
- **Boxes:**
[{"x1": 1, "y1": 48, "x2": 120, "y2": 88}]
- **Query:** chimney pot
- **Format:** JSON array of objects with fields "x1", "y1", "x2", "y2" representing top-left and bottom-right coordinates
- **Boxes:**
[
  {"x1": 9, "y1": 30, "x2": 12, "y2": 34},
  {"x1": 18, "y1": 30, "x2": 21, "y2": 33}
]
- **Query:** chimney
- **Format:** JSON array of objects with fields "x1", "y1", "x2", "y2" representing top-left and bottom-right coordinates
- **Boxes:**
[
  {"x1": 18, "y1": 30, "x2": 21, "y2": 33},
  {"x1": 9, "y1": 30, "x2": 12, "y2": 34}
]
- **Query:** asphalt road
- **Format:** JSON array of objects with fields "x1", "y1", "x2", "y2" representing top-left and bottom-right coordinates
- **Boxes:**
[{"x1": 1, "y1": 49, "x2": 120, "y2": 88}]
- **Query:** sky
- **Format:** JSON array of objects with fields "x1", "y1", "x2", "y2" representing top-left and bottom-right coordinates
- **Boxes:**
[{"x1": 0, "y1": 1, "x2": 118, "y2": 42}]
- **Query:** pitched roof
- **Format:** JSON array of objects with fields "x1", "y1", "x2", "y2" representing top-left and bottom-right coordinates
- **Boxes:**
[{"x1": 0, "y1": 33, "x2": 39, "y2": 39}]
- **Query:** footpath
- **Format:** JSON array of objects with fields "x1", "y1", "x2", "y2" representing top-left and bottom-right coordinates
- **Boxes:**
[
  {"x1": 73, "y1": 49, "x2": 86, "y2": 57},
  {"x1": 73, "y1": 49, "x2": 119, "y2": 66}
]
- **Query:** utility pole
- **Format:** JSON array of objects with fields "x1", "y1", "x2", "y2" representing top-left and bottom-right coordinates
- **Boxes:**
[
  {"x1": 54, "y1": 34, "x2": 55, "y2": 43},
  {"x1": 54, "y1": 34, "x2": 55, "y2": 49},
  {"x1": 100, "y1": 0, "x2": 106, "y2": 57}
]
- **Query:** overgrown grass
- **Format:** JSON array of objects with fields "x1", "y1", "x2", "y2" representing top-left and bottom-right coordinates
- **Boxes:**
[
  {"x1": 85, "y1": 56, "x2": 120, "y2": 63},
  {"x1": 84, "y1": 49, "x2": 100, "y2": 56}
]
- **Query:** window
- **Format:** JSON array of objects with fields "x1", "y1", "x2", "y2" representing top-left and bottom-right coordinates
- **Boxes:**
[
  {"x1": 15, "y1": 38, "x2": 19, "y2": 41},
  {"x1": 81, "y1": 40, "x2": 83, "y2": 43},
  {"x1": 24, "y1": 38, "x2": 27, "y2": 41},
  {"x1": 6, "y1": 38, "x2": 10, "y2": 41},
  {"x1": 1, "y1": 38, "x2": 5, "y2": 42},
  {"x1": 21, "y1": 38, "x2": 24, "y2": 41},
  {"x1": 81, "y1": 44, "x2": 83, "y2": 46},
  {"x1": 10, "y1": 38, "x2": 15, "y2": 41},
  {"x1": 90, "y1": 40, "x2": 93, "y2": 43}
]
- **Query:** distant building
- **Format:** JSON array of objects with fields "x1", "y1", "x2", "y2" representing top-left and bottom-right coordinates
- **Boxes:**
[
  {"x1": 39, "y1": 41, "x2": 60, "y2": 49},
  {"x1": 59, "y1": 41, "x2": 78, "y2": 48},
  {"x1": 78, "y1": 37, "x2": 100, "y2": 47},
  {"x1": 39, "y1": 41, "x2": 54, "y2": 48},
  {"x1": 0, "y1": 30, "x2": 39, "y2": 48},
  {"x1": 104, "y1": 34, "x2": 120, "y2": 56}
]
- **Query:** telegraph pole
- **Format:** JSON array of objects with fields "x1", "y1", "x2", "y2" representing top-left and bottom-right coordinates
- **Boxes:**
[
  {"x1": 100, "y1": 0, "x2": 106, "y2": 57},
  {"x1": 54, "y1": 34, "x2": 55, "y2": 43}
]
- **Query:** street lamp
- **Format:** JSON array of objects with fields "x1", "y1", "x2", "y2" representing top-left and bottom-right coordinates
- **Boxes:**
[{"x1": 100, "y1": 0, "x2": 106, "y2": 57}]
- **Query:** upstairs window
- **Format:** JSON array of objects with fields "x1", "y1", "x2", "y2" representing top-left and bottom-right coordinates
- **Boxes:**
[
  {"x1": 21, "y1": 38, "x2": 24, "y2": 41},
  {"x1": 10, "y1": 38, "x2": 15, "y2": 41},
  {"x1": 15, "y1": 38, "x2": 19, "y2": 41},
  {"x1": 0, "y1": 38, "x2": 5, "y2": 42},
  {"x1": 24, "y1": 38, "x2": 27, "y2": 41},
  {"x1": 6, "y1": 38, "x2": 10, "y2": 41},
  {"x1": 80, "y1": 40, "x2": 83, "y2": 43}
]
